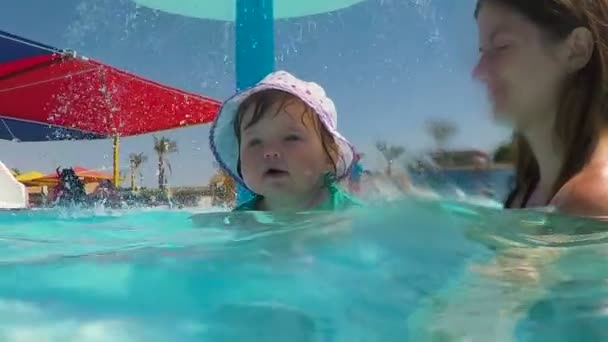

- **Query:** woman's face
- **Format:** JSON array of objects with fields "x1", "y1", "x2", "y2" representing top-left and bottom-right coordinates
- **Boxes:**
[{"x1": 473, "y1": 1, "x2": 571, "y2": 130}]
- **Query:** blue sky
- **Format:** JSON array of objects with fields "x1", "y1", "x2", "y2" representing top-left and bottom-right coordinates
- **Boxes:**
[{"x1": 0, "y1": 0, "x2": 510, "y2": 187}]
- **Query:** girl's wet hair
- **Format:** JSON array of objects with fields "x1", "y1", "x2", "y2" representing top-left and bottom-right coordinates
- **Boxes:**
[
  {"x1": 476, "y1": 0, "x2": 608, "y2": 208},
  {"x1": 232, "y1": 89, "x2": 339, "y2": 177}
]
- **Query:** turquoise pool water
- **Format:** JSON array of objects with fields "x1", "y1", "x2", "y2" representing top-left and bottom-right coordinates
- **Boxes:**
[{"x1": 1, "y1": 197, "x2": 607, "y2": 341}]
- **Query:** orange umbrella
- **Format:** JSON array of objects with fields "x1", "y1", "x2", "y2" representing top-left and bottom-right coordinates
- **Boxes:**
[{"x1": 33, "y1": 166, "x2": 114, "y2": 185}]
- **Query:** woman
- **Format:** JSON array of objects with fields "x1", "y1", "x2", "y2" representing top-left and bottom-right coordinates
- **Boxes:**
[{"x1": 473, "y1": 0, "x2": 608, "y2": 217}]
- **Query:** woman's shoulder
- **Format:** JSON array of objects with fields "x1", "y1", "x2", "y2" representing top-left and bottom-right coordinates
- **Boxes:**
[{"x1": 552, "y1": 163, "x2": 608, "y2": 218}]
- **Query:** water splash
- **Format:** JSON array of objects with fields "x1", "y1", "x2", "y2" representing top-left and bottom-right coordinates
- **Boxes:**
[{"x1": 2, "y1": 200, "x2": 608, "y2": 340}]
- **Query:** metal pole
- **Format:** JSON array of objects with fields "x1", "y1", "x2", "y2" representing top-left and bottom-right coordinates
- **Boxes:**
[
  {"x1": 113, "y1": 135, "x2": 120, "y2": 187},
  {"x1": 234, "y1": 0, "x2": 275, "y2": 205}
]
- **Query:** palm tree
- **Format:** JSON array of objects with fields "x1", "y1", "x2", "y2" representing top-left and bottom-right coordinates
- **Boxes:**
[
  {"x1": 153, "y1": 136, "x2": 178, "y2": 190},
  {"x1": 129, "y1": 152, "x2": 148, "y2": 191},
  {"x1": 376, "y1": 141, "x2": 405, "y2": 176},
  {"x1": 493, "y1": 140, "x2": 515, "y2": 164},
  {"x1": 426, "y1": 119, "x2": 458, "y2": 152}
]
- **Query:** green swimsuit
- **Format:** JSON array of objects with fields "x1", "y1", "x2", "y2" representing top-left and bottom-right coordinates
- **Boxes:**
[{"x1": 233, "y1": 176, "x2": 361, "y2": 212}]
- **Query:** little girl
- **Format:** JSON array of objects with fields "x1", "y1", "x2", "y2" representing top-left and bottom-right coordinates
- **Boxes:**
[{"x1": 209, "y1": 70, "x2": 360, "y2": 212}]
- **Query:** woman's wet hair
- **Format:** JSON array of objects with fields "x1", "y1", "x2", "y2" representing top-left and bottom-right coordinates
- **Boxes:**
[
  {"x1": 232, "y1": 89, "x2": 340, "y2": 177},
  {"x1": 476, "y1": 0, "x2": 608, "y2": 208}
]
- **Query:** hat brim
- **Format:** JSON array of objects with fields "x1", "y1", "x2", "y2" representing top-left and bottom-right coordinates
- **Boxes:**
[{"x1": 209, "y1": 84, "x2": 355, "y2": 189}]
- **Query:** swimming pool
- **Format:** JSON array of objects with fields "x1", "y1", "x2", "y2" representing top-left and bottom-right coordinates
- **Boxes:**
[
  {"x1": 1, "y1": 197, "x2": 607, "y2": 341},
  {"x1": 5, "y1": 0, "x2": 607, "y2": 338}
]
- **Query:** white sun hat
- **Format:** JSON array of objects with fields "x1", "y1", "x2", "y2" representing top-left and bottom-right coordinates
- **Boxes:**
[{"x1": 209, "y1": 70, "x2": 355, "y2": 189}]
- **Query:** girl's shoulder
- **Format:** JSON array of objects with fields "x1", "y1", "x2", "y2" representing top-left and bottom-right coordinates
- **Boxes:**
[
  {"x1": 232, "y1": 196, "x2": 261, "y2": 212},
  {"x1": 329, "y1": 184, "x2": 364, "y2": 210}
]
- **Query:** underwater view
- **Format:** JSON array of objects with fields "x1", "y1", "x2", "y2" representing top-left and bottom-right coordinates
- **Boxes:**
[
  {"x1": 2, "y1": 195, "x2": 608, "y2": 341},
  {"x1": 2, "y1": 0, "x2": 608, "y2": 341}
]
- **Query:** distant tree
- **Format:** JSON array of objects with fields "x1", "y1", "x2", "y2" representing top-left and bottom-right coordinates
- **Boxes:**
[
  {"x1": 426, "y1": 119, "x2": 458, "y2": 151},
  {"x1": 493, "y1": 141, "x2": 515, "y2": 163},
  {"x1": 129, "y1": 152, "x2": 148, "y2": 191},
  {"x1": 153, "y1": 136, "x2": 178, "y2": 190},
  {"x1": 10, "y1": 168, "x2": 21, "y2": 176},
  {"x1": 376, "y1": 141, "x2": 405, "y2": 176}
]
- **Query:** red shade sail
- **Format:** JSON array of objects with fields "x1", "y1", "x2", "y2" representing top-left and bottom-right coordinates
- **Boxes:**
[{"x1": 0, "y1": 30, "x2": 221, "y2": 141}]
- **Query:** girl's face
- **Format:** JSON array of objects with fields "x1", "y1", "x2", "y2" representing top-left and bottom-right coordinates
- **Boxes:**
[{"x1": 239, "y1": 95, "x2": 334, "y2": 202}]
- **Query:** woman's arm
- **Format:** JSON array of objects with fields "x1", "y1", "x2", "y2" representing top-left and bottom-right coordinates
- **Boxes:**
[{"x1": 551, "y1": 166, "x2": 608, "y2": 218}]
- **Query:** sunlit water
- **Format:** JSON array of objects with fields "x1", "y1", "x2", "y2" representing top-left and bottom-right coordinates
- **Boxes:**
[{"x1": 1, "y1": 197, "x2": 608, "y2": 341}]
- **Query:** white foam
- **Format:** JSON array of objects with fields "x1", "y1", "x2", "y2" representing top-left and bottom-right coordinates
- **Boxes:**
[{"x1": 0, "y1": 299, "x2": 193, "y2": 342}]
